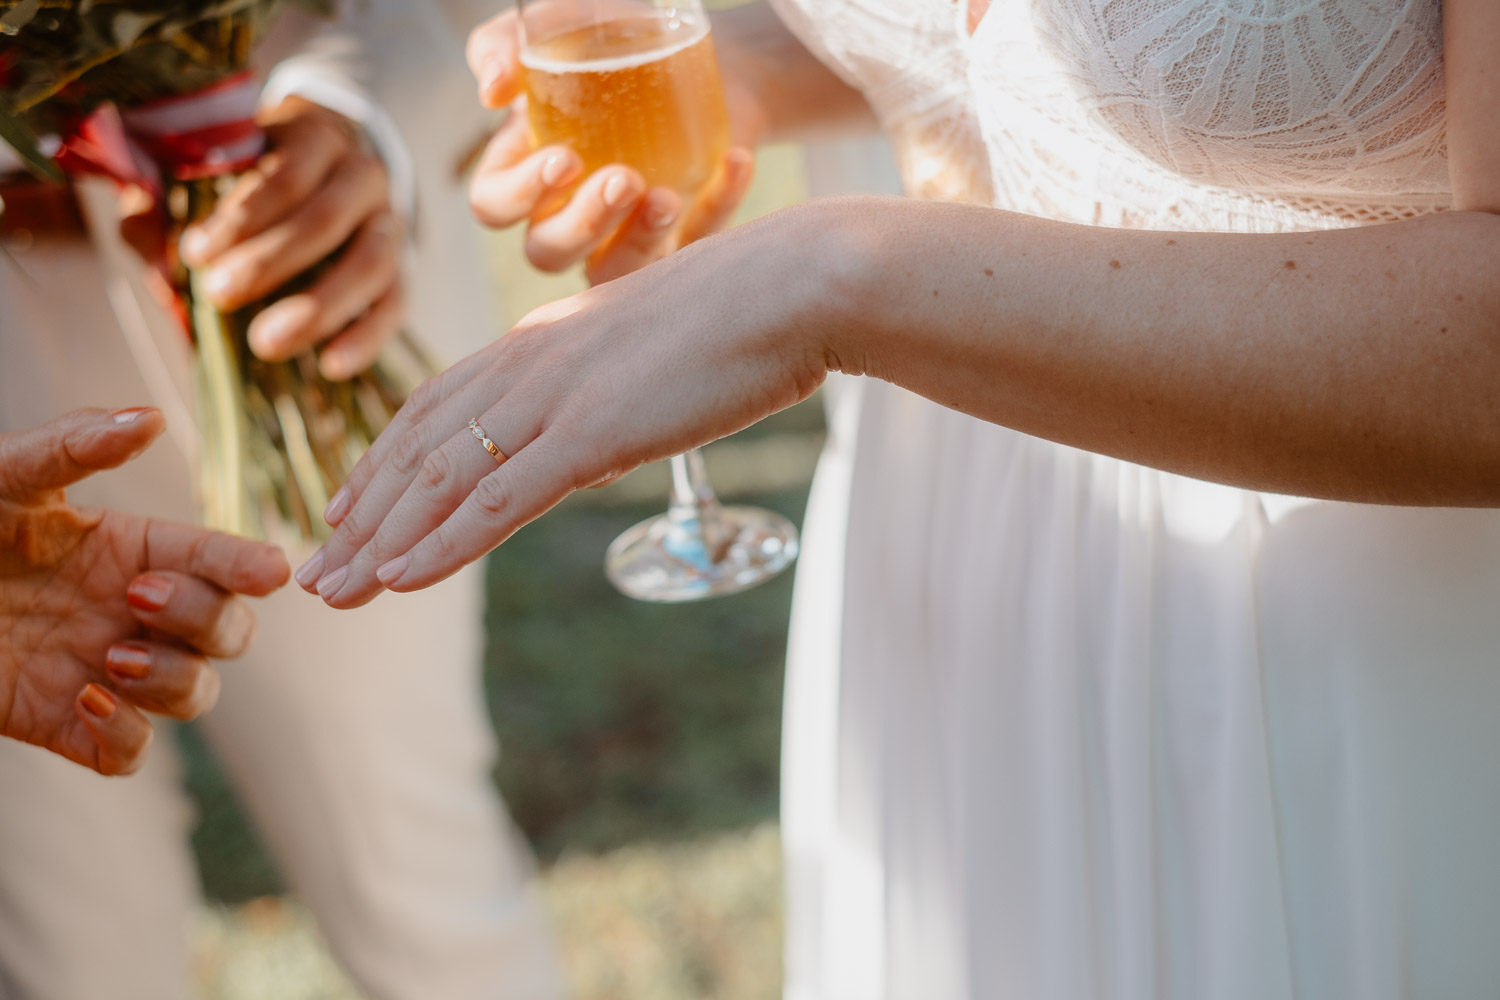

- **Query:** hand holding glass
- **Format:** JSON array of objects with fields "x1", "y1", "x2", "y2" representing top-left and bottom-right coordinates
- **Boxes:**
[{"x1": 516, "y1": 0, "x2": 798, "y2": 601}]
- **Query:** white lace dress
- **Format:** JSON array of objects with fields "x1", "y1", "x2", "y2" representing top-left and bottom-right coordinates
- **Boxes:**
[{"x1": 770, "y1": 2, "x2": 1500, "y2": 998}]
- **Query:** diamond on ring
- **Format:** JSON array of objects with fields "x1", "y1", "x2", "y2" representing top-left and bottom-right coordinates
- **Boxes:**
[{"x1": 469, "y1": 418, "x2": 507, "y2": 465}]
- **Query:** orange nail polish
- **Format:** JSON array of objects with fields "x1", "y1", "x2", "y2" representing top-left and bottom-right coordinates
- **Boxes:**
[
  {"x1": 106, "y1": 645, "x2": 151, "y2": 680},
  {"x1": 79, "y1": 684, "x2": 117, "y2": 719},
  {"x1": 127, "y1": 574, "x2": 174, "y2": 612}
]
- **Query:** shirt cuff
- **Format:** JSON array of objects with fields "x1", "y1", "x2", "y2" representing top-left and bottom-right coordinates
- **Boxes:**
[{"x1": 260, "y1": 66, "x2": 417, "y2": 226}]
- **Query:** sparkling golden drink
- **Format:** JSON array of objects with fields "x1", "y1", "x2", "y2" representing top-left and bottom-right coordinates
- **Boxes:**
[{"x1": 521, "y1": 10, "x2": 731, "y2": 195}]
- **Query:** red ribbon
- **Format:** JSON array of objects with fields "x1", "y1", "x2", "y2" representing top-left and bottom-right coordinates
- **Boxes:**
[{"x1": 54, "y1": 71, "x2": 267, "y2": 194}]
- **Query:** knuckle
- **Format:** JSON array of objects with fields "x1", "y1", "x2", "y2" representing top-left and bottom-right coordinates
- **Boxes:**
[
  {"x1": 391, "y1": 427, "x2": 430, "y2": 476},
  {"x1": 304, "y1": 196, "x2": 343, "y2": 236},
  {"x1": 417, "y1": 448, "x2": 456, "y2": 495},
  {"x1": 404, "y1": 377, "x2": 442, "y2": 423},
  {"x1": 472, "y1": 473, "x2": 512, "y2": 519}
]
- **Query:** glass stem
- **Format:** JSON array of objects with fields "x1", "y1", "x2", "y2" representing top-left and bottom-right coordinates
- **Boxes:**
[{"x1": 668, "y1": 449, "x2": 730, "y2": 559}]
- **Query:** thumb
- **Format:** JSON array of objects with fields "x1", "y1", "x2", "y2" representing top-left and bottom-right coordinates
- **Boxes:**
[{"x1": 0, "y1": 407, "x2": 166, "y2": 503}]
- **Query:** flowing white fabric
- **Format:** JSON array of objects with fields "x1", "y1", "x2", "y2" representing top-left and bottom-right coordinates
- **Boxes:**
[{"x1": 775, "y1": 2, "x2": 1500, "y2": 999}]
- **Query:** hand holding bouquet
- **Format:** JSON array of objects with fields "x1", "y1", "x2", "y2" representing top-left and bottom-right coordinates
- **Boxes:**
[{"x1": 0, "y1": 0, "x2": 432, "y2": 542}]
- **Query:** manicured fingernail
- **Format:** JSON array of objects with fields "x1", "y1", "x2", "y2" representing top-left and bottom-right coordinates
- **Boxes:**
[
  {"x1": 111, "y1": 406, "x2": 154, "y2": 425},
  {"x1": 540, "y1": 151, "x2": 573, "y2": 187},
  {"x1": 106, "y1": 644, "x2": 152, "y2": 681},
  {"x1": 316, "y1": 566, "x2": 349, "y2": 600},
  {"x1": 127, "y1": 573, "x2": 174, "y2": 612},
  {"x1": 180, "y1": 225, "x2": 211, "y2": 264},
  {"x1": 376, "y1": 554, "x2": 409, "y2": 586},
  {"x1": 294, "y1": 551, "x2": 326, "y2": 590},
  {"x1": 202, "y1": 267, "x2": 233, "y2": 300},
  {"x1": 323, "y1": 487, "x2": 352, "y2": 526},
  {"x1": 602, "y1": 172, "x2": 636, "y2": 208},
  {"x1": 79, "y1": 684, "x2": 117, "y2": 719}
]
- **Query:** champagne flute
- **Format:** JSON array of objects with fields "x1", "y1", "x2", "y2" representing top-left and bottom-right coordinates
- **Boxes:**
[{"x1": 517, "y1": 0, "x2": 799, "y2": 602}]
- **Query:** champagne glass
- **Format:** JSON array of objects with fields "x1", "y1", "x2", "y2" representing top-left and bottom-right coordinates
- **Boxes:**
[{"x1": 517, "y1": 0, "x2": 799, "y2": 602}]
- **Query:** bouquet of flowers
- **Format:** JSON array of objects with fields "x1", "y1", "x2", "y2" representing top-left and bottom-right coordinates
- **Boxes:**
[{"x1": 0, "y1": 0, "x2": 433, "y2": 542}]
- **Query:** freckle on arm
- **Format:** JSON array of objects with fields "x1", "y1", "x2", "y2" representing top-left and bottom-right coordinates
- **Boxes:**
[
  {"x1": 1284, "y1": 260, "x2": 1297, "y2": 269},
  {"x1": 1109, "y1": 259, "x2": 1121, "y2": 269}
]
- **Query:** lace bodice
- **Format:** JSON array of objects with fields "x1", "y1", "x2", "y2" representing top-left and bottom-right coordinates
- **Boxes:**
[{"x1": 768, "y1": 0, "x2": 1449, "y2": 232}]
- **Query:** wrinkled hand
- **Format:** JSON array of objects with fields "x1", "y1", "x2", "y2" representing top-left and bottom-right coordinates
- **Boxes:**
[
  {"x1": 296, "y1": 208, "x2": 831, "y2": 607},
  {"x1": 0, "y1": 408, "x2": 290, "y2": 775},
  {"x1": 177, "y1": 96, "x2": 404, "y2": 380},
  {"x1": 465, "y1": 8, "x2": 760, "y2": 284}
]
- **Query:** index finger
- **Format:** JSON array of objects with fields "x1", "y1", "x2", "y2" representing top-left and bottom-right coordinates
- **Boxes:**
[
  {"x1": 468, "y1": 9, "x2": 524, "y2": 108},
  {"x1": 0, "y1": 407, "x2": 164, "y2": 503},
  {"x1": 138, "y1": 519, "x2": 291, "y2": 596}
]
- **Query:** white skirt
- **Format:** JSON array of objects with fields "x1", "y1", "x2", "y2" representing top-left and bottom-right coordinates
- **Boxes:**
[{"x1": 783, "y1": 378, "x2": 1500, "y2": 1000}]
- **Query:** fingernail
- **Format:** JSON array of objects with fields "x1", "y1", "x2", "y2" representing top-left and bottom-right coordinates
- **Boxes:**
[
  {"x1": 294, "y1": 551, "x2": 326, "y2": 590},
  {"x1": 316, "y1": 565, "x2": 349, "y2": 601},
  {"x1": 79, "y1": 684, "x2": 117, "y2": 719},
  {"x1": 106, "y1": 644, "x2": 152, "y2": 681},
  {"x1": 127, "y1": 573, "x2": 174, "y2": 612},
  {"x1": 110, "y1": 406, "x2": 154, "y2": 425},
  {"x1": 540, "y1": 151, "x2": 573, "y2": 187},
  {"x1": 249, "y1": 307, "x2": 298, "y2": 355},
  {"x1": 318, "y1": 351, "x2": 357, "y2": 382},
  {"x1": 480, "y1": 61, "x2": 507, "y2": 100},
  {"x1": 602, "y1": 172, "x2": 636, "y2": 209},
  {"x1": 376, "y1": 554, "x2": 409, "y2": 587},
  {"x1": 180, "y1": 225, "x2": 211, "y2": 264},
  {"x1": 647, "y1": 200, "x2": 678, "y2": 230},
  {"x1": 323, "y1": 487, "x2": 352, "y2": 526},
  {"x1": 202, "y1": 267, "x2": 234, "y2": 300}
]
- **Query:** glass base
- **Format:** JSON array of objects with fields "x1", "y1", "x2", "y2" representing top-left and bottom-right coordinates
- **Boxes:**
[{"x1": 605, "y1": 504, "x2": 800, "y2": 603}]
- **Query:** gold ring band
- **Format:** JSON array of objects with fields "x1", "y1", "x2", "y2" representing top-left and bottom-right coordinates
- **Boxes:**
[{"x1": 469, "y1": 418, "x2": 508, "y2": 465}]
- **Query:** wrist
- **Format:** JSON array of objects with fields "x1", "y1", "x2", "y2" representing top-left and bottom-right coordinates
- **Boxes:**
[{"x1": 776, "y1": 196, "x2": 892, "y2": 381}]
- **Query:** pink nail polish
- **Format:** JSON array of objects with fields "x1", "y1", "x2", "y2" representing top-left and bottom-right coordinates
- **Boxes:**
[
  {"x1": 127, "y1": 574, "x2": 174, "y2": 612},
  {"x1": 376, "y1": 554, "x2": 410, "y2": 586},
  {"x1": 323, "y1": 487, "x2": 352, "y2": 526},
  {"x1": 106, "y1": 644, "x2": 152, "y2": 680},
  {"x1": 295, "y1": 551, "x2": 327, "y2": 590},
  {"x1": 316, "y1": 566, "x2": 349, "y2": 600}
]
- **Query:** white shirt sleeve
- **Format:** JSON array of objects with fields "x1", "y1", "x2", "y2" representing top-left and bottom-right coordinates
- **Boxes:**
[{"x1": 260, "y1": 59, "x2": 418, "y2": 225}]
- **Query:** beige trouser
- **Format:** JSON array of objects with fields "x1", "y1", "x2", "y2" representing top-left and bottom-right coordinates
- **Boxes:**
[{"x1": 0, "y1": 220, "x2": 565, "y2": 1000}]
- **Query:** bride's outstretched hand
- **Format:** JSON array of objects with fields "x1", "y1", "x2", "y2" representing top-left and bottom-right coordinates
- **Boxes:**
[{"x1": 297, "y1": 209, "x2": 839, "y2": 608}]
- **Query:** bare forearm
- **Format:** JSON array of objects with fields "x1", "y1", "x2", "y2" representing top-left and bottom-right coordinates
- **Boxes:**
[
  {"x1": 799, "y1": 197, "x2": 1500, "y2": 505},
  {"x1": 712, "y1": 2, "x2": 876, "y2": 144}
]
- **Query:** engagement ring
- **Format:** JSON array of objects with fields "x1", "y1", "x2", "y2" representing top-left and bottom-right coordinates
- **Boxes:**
[{"x1": 469, "y1": 418, "x2": 507, "y2": 465}]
